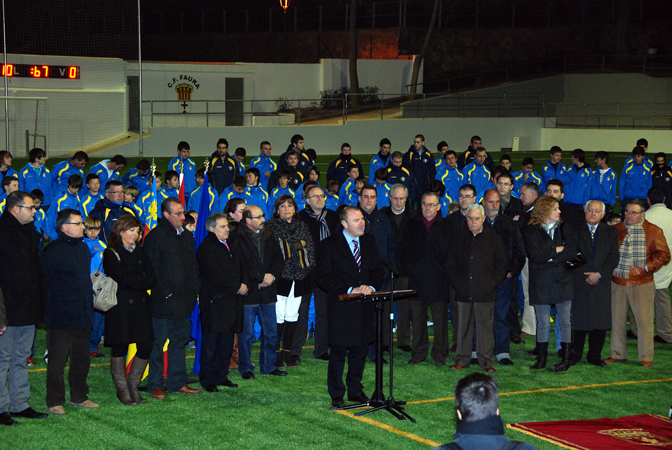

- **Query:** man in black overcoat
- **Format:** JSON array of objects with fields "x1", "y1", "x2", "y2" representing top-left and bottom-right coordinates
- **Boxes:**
[
  {"x1": 295, "y1": 185, "x2": 339, "y2": 361},
  {"x1": 144, "y1": 198, "x2": 201, "y2": 398},
  {"x1": 197, "y1": 213, "x2": 252, "y2": 392},
  {"x1": 318, "y1": 206, "x2": 384, "y2": 408},
  {"x1": 447, "y1": 204, "x2": 508, "y2": 372},
  {"x1": 0, "y1": 191, "x2": 47, "y2": 423},
  {"x1": 571, "y1": 200, "x2": 620, "y2": 366},
  {"x1": 398, "y1": 191, "x2": 455, "y2": 365},
  {"x1": 380, "y1": 184, "x2": 416, "y2": 352}
]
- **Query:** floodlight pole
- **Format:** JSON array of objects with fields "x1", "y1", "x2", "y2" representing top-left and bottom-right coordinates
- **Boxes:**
[
  {"x1": 137, "y1": 0, "x2": 144, "y2": 157},
  {"x1": 2, "y1": 0, "x2": 9, "y2": 153}
]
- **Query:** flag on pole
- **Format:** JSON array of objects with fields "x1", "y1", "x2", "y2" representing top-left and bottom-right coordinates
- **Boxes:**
[
  {"x1": 190, "y1": 165, "x2": 213, "y2": 375},
  {"x1": 178, "y1": 163, "x2": 186, "y2": 209},
  {"x1": 129, "y1": 160, "x2": 160, "y2": 377}
]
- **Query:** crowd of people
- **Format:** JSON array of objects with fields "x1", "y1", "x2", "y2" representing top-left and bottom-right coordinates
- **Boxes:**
[{"x1": 0, "y1": 133, "x2": 671, "y2": 425}]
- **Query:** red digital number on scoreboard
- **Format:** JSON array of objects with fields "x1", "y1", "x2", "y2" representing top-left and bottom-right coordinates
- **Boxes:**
[
  {"x1": 1, "y1": 64, "x2": 79, "y2": 79},
  {"x1": 1, "y1": 64, "x2": 14, "y2": 77}
]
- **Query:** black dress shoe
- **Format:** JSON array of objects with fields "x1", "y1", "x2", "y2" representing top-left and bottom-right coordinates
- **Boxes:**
[
  {"x1": 315, "y1": 353, "x2": 330, "y2": 361},
  {"x1": 10, "y1": 407, "x2": 48, "y2": 419},
  {"x1": 398, "y1": 345, "x2": 412, "y2": 353},
  {"x1": 241, "y1": 372, "x2": 256, "y2": 380},
  {"x1": 268, "y1": 368, "x2": 287, "y2": 376},
  {"x1": 0, "y1": 411, "x2": 18, "y2": 426},
  {"x1": 331, "y1": 397, "x2": 345, "y2": 408},
  {"x1": 528, "y1": 347, "x2": 538, "y2": 356},
  {"x1": 498, "y1": 358, "x2": 514, "y2": 366},
  {"x1": 219, "y1": 380, "x2": 238, "y2": 388},
  {"x1": 511, "y1": 337, "x2": 525, "y2": 345},
  {"x1": 347, "y1": 392, "x2": 369, "y2": 403},
  {"x1": 627, "y1": 330, "x2": 637, "y2": 339},
  {"x1": 203, "y1": 384, "x2": 218, "y2": 393},
  {"x1": 588, "y1": 359, "x2": 607, "y2": 367},
  {"x1": 654, "y1": 335, "x2": 671, "y2": 344},
  {"x1": 470, "y1": 358, "x2": 478, "y2": 365}
]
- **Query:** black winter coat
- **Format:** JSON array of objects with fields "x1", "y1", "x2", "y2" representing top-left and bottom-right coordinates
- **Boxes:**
[
  {"x1": 447, "y1": 226, "x2": 508, "y2": 303},
  {"x1": 103, "y1": 245, "x2": 157, "y2": 345},
  {"x1": 361, "y1": 207, "x2": 397, "y2": 280},
  {"x1": 41, "y1": 233, "x2": 94, "y2": 330},
  {"x1": 501, "y1": 196, "x2": 525, "y2": 230},
  {"x1": 523, "y1": 222, "x2": 577, "y2": 305},
  {"x1": 233, "y1": 225, "x2": 284, "y2": 305},
  {"x1": 486, "y1": 214, "x2": 526, "y2": 277},
  {"x1": 317, "y1": 232, "x2": 384, "y2": 347},
  {"x1": 398, "y1": 215, "x2": 455, "y2": 302},
  {"x1": 572, "y1": 222, "x2": 620, "y2": 331},
  {"x1": 0, "y1": 211, "x2": 44, "y2": 326},
  {"x1": 197, "y1": 232, "x2": 251, "y2": 334},
  {"x1": 143, "y1": 219, "x2": 200, "y2": 319}
]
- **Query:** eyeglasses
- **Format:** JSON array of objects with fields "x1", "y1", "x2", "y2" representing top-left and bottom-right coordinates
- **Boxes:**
[
  {"x1": 17, "y1": 205, "x2": 37, "y2": 211},
  {"x1": 421, "y1": 202, "x2": 439, "y2": 208},
  {"x1": 169, "y1": 211, "x2": 185, "y2": 216},
  {"x1": 497, "y1": 182, "x2": 512, "y2": 187},
  {"x1": 109, "y1": 190, "x2": 124, "y2": 195},
  {"x1": 249, "y1": 213, "x2": 265, "y2": 220},
  {"x1": 624, "y1": 210, "x2": 644, "y2": 216},
  {"x1": 65, "y1": 222, "x2": 83, "y2": 226},
  {"x1": 308, "y1": 194, "x2": 326, "y2": 200},
  {"x1": 458, "y1": 195, "x2": 474, "y2": 200}
]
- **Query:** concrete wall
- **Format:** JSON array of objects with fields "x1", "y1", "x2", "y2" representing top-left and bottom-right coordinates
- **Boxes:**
[
  {"x1": 98, "y1": 117, "x2": 544, "y2": 158},
  {"x1": 563, "y1": 74, "x2": 672, "y2": 104}
]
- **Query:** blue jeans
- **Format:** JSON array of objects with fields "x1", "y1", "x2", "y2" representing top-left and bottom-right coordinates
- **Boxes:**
[
  {"x1": 494, "y1": 277, "x2": 513, "y2": 357},
  {"x1": 239, "y1": 304, "x2": 278, "y2": 375},
  {"x1": 89, "y1": 311, "x2": 104, "y2": 353},
  {"x1": 535, "y1": 301, "x2": 572, "y2": 345},
  {"x1": 148, "y1": 318, "x2": 191, "y2": 392}
]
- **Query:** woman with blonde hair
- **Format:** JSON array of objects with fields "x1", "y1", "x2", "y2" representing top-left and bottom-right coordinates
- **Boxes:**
[{"x1": 523, "y1": 195, "x2": 577, "y2": 372}]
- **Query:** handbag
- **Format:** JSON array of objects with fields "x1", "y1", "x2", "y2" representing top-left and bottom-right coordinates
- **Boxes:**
[
  {"x1": 91, "y1": 249, "x2": 120, "y2": 312},
  {"x1": 559, "y1": 222, "x2": 587, "y2": 270}
]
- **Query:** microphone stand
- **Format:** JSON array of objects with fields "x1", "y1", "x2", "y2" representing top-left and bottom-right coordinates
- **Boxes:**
[{"x1": 336, "y1": 279, "x2": 417, "y2": 422}]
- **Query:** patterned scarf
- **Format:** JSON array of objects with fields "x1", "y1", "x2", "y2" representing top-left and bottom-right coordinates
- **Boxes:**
[
  {"x1": 541, "y1": 220, "x2": 559, "y2": 240},
  {"x1": 614, "y1": 222, "x2": 647, "y2": 278},
  {"x1": 304, "y1": 205, "x2": 331, "y2": 241},
  {"x1": 267, "y1": 218, "x2": 315, "y2": 281}
]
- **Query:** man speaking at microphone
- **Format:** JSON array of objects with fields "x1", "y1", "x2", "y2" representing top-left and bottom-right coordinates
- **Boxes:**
[{"x1": 318, "y1": 206, "x2": 384, "y2": 409}]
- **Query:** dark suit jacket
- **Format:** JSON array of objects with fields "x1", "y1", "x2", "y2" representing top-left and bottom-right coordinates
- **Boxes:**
[
  {"x1": 381, "y1": 206, "x2": 417, "y2": 244},
  {"x1": 502, "y1": 196, "x2": 525, "y2": 230},
  {"x1": 572, "y1": 222, "x2": 620, "y2": 331},
  {"x1": 197, "y1": 232, "x2": 252, "y2": 334},
  {"x1": 398, "y1": 214, "x2": 455, "y2": 302},
  {"x1": 317, "y1": 232, "x2": 384, "y2": 347},
  {"x1": 232, "y1": 225, "x2": 284, "y2": 306}
]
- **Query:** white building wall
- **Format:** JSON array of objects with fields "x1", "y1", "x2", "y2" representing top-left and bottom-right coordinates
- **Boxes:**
[{"x1": 0, "y1": 54, "x2": 127, "y2": 156}]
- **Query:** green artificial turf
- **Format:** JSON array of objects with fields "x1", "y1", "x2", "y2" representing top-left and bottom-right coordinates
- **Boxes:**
[{"x1": 5, "y1": 326, "x2": 671, "y2": 449}]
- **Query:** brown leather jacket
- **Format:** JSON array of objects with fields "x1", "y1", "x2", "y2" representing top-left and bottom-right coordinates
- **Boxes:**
[{"x1": 612, "y1": 220, "x2": 670, "y2": 286}]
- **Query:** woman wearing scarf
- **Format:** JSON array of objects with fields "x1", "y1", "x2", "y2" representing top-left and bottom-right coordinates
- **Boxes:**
[
  {"x1": 267, "y1": 194, "x2": 316, "y2": 369},
  {"x1": 523, "y1": 196, "x2": 576, "y2": 372}
]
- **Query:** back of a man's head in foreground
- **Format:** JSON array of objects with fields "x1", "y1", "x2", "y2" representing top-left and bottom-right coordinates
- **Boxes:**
[{"x1": 455, "y1": 373, "x2": 499, "y2": 422}]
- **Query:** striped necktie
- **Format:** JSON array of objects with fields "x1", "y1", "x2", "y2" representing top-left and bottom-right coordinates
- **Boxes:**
[
  {"x1": 590, "y1": 225, "x2": 596, "y2": 241},
  {"x1": 352, "y1": 240, "x2": 361, "y2": 270}
]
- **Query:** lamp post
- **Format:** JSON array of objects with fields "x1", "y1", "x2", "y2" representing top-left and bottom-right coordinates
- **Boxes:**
[{"x1": 279, "y1": 0, "x2": 289, "y2": 13}]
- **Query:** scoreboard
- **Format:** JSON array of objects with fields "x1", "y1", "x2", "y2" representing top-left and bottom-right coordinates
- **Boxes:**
[{"x1": 1, "y1": 64, "x2": 80, "y2": 79}]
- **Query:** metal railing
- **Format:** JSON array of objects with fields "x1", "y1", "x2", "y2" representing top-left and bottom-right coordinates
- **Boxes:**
[{"x1": 142, "y1": 96, "x2": 672, "y2": 130}]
